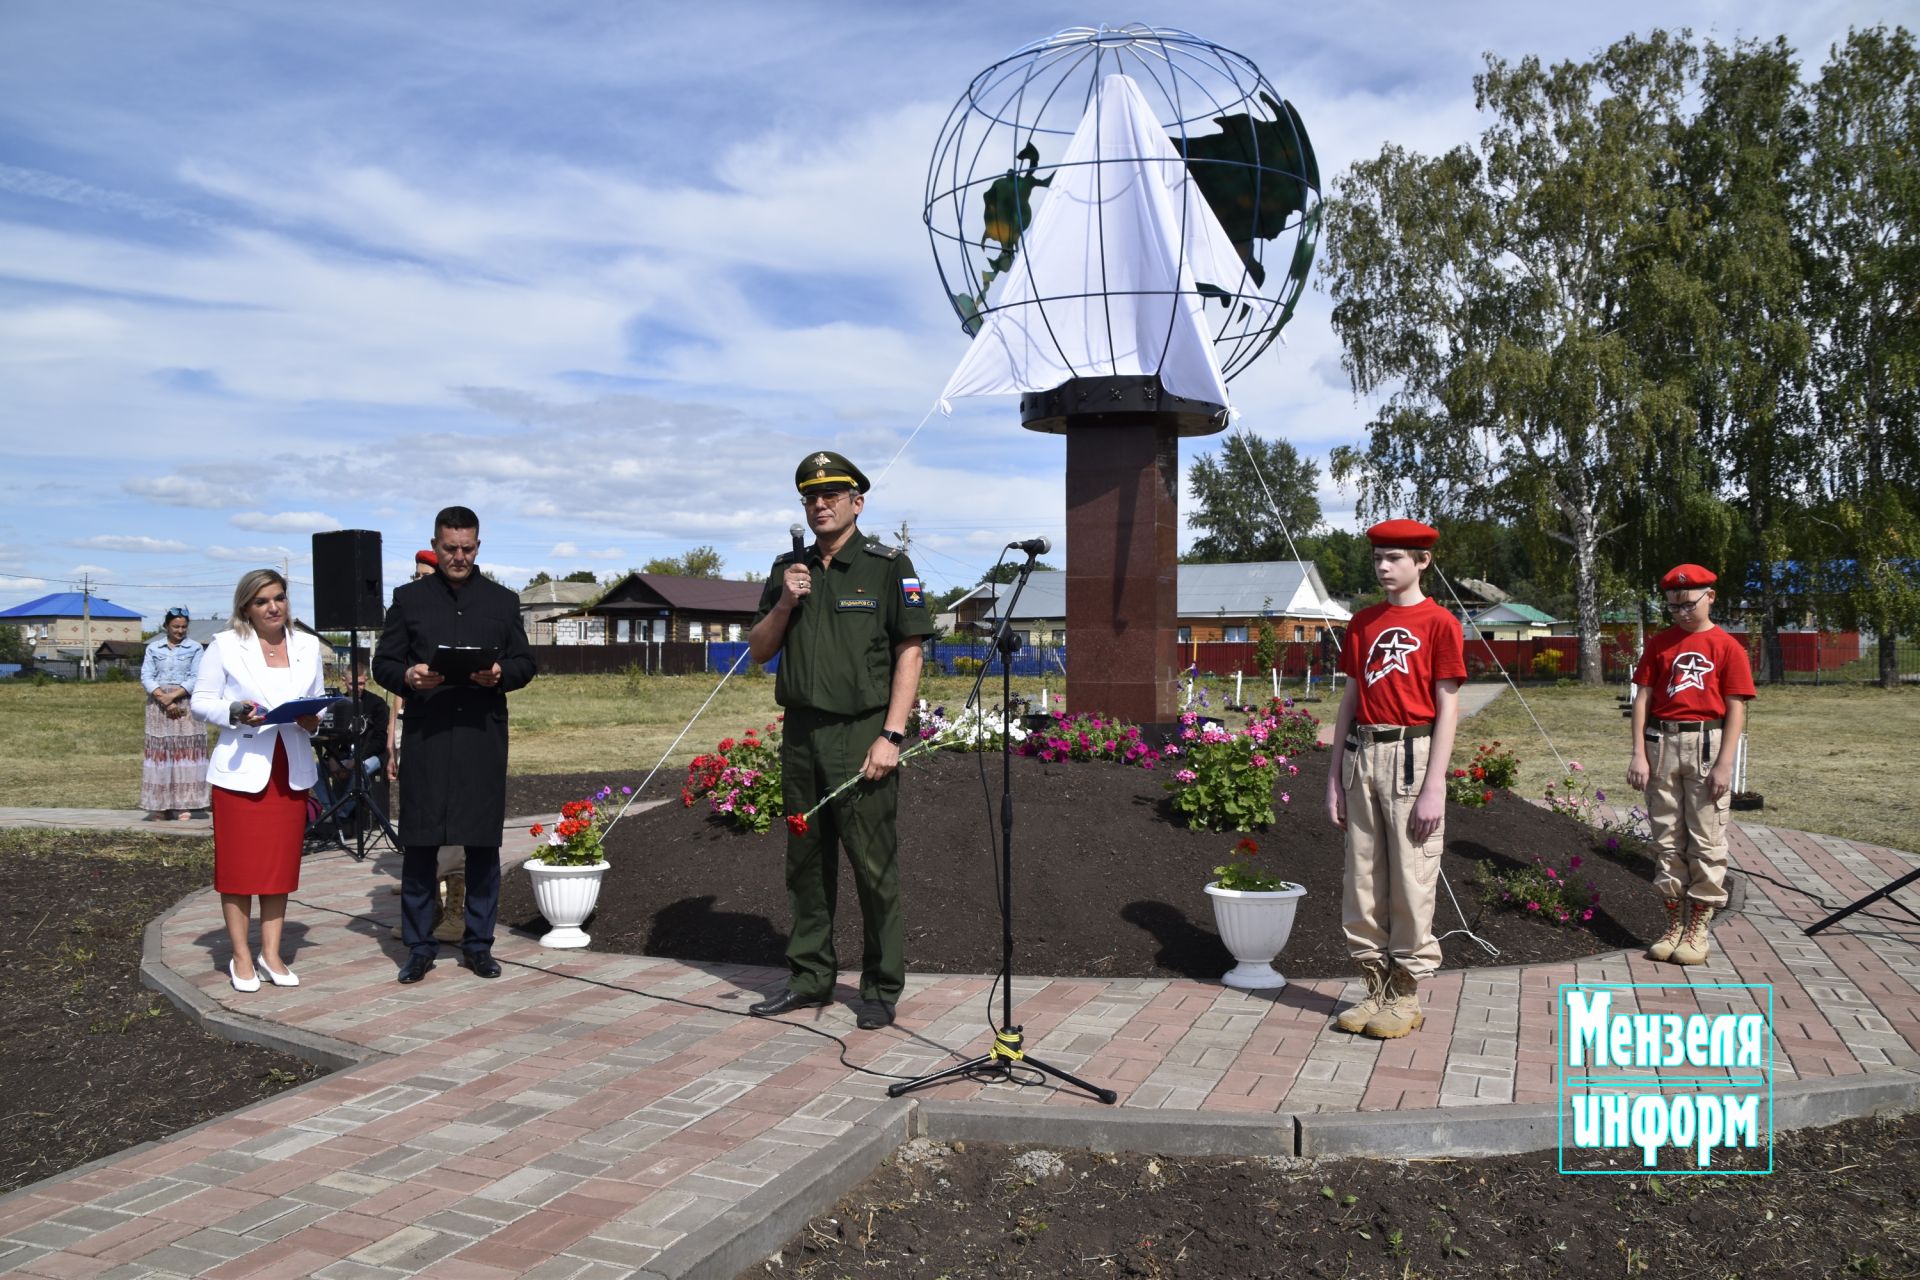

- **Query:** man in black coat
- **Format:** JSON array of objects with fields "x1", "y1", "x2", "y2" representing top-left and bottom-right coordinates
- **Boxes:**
[{"x1": 373, "y1": 505, "x2": 537, "y2": 983}]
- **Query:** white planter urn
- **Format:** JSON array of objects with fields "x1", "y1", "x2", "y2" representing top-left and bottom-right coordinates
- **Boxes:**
[
  {"x1": 1204, "y1": 881, "x2": 1307, "y2": 990},
  {"x1": 523, "y1": 859, "x2": 609, "y2": 949}
]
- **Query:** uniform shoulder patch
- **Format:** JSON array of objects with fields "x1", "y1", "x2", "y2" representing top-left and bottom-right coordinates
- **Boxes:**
[{"x1": 862, "y1": 541, "x2": 902, "y2": 560}]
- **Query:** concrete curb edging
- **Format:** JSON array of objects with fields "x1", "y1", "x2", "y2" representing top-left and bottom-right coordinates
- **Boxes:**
[
  {"x1": 138, "y1": 886, "x2": 385, "y2": 1073},
  {"x1": 639, "y1": 1101, "x2": 914, "y2": 1280},
  {"x1": 1294, "y1": 1070, "x2": 1920, "y2": 1158},
  {"x1": 916, "y1": 1099, "x2": 1299, "y2": 1158}
]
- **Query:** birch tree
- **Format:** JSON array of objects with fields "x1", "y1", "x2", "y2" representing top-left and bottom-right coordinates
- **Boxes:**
[{"x1": 1321, "y1": 33, "x2": 1697, "y2": 683}]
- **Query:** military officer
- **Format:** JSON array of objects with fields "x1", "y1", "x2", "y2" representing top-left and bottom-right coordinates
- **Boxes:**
[{"x1": 746, "y1": 451, "x2": 933, "y2": 1030}]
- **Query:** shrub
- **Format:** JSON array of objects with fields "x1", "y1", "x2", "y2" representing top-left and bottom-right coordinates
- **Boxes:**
[
  {"x1": 527, "y1": 787, "x2": 622, "y2": 866},
  {"x1": 1260, "y1": 697, "x2": 1322, "y2": 755},
  {"x1": 1212, "y1": 836, "x2": 1294, "y2": 892},
  {"x1": 682, "y1": 722, "x2": 784, "y2": 834},
  {"x1": 1530, "y1": 647, "x2": 1564, "y2": 679},
  {"x1": 1445, "y1": 740, "x2": 1520, "y2": 807},
  {"x1": 1165, "y1": 707, "x2": 1301, "y2": 831},
  {"x1": 1016, "y1": 710, "x2": 1156, "y2": 768},
  {"x1": 951, "y1": 656, "x2": 985, "y2": 676},
  {"x1": 1477, "y1": 854, "x2": 1601, "y2": 928}
]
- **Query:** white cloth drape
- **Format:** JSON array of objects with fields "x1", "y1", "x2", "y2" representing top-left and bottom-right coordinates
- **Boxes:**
[{"x1": 940, "y1": 73, "x2": 1262, "y2": 410}]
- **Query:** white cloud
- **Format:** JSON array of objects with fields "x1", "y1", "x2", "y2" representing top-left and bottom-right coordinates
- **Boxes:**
[
  {"x1": 231, "y1": 511, "x2": 342, "y2": 533},
  {"x1": 549, "y1": 543, "x2": 624, "y2": 560},
  {"x1": 205, "y1": 544, "x2": 299, "y2": 563},
  {"x1": 124, "y1": 475, "x2": 252, "y2": 509},
  {"x1": 70, "y1": 534, "x2": 194, "y2": 554}
]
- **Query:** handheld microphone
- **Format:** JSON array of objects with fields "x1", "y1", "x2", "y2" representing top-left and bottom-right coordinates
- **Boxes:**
[
  {"x1": 1006, "y1": 536, "x2": 1051, "y2": 557},
  {"x1": 790, "y1": 523, "x2": 806, "y2": 557}
]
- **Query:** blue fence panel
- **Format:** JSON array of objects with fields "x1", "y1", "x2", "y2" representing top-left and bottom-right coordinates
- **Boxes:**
[
  {"x1": 928, "y1": 642, "x2": 1065, "y2": 678},
  {"x1": 705, "y1": 641, "x2": 779, "y2": 674}
]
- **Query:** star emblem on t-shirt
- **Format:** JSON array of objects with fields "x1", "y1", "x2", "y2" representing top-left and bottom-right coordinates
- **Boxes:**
[
  {"x1": 1669, "y1": 650, "x2": 1716, "y2": 695},
  {"x1": 1365, "y1": 627, "x2": 1421, "y2": 686}
]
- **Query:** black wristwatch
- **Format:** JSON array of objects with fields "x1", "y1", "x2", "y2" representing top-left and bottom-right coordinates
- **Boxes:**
[{"x1": 880, "y1": 728, "x2": 906, "y2": 746}]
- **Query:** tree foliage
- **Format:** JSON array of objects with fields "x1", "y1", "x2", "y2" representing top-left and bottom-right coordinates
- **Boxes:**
[
  {"x1": 1802, "y1": 26, "x2": 1920, "y2": 686},
  {"x1": 1185, "y1": 432, "x2": 1322, "y2": 563},
  {"x1": 1322, "y1": 32, "x2": 1701, "y2": 683},
  {"x1": 641, "y1": 546, "x2": 726, "y2": 579}
]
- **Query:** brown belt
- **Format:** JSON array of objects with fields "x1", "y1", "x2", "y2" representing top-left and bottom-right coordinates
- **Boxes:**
[{"x1": 1653, "y1": 718, "x2": 1723, "y2": 733}]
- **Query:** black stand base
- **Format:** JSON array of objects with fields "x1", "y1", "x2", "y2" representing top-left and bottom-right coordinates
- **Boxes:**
[
  {"x1": 888, "y1": 1025, "x2": 1117, "y2": 1103},
  {"x1": 1804, "y1": 865, "x2": 1920, "y2": 936}
]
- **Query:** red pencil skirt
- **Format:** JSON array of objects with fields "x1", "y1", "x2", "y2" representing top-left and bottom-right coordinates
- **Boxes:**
[{"x1": 211, "y1": 738, "x2": 306, "y2": 895}]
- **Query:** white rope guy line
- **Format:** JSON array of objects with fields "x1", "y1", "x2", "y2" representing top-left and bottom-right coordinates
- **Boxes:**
[
  {"x1": 1233, "y1": 421, "x2": 1347, "y2": 684},
  {"x1": 870, "y1": 401, "x2": 942, "y2": 488},
  {"x1": 1429, "y1": 563, "x2": 1572, "y2": 777},
  {"x1": 599, "y1": 645, "x2": 752, "y2": 841}
]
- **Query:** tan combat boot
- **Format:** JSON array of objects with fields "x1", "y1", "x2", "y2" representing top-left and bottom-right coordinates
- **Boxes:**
[
  {"x1": 1670, "y1": 903, "x2": 1716, "y2": 966},
  {"x1": 1334, "y1": 959, "x2": 1391, "y2": 1034},
  {"x1": 433, "y1": 875, "x2": 466, "y2": 942},
  {"x1": 1647, "y1": 899, "x2": 1686, "y2": 962},
  {"x1": 1362, "y1": 965, "x2": 1424, "y2": 1039}
]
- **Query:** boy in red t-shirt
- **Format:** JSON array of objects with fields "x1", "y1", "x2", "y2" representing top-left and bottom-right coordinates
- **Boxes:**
[
  {"x1": 1325, "y1": 520, "x2": 1466, "y2": 1038},
  {"x1": 1628, "y1": 564, "x2": 1756, "y2": 965}
]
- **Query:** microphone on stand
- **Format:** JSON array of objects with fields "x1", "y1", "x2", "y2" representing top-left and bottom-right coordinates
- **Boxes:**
[{"x1": 1007, "y1": 536, "x2": 1051, "y2": 558}]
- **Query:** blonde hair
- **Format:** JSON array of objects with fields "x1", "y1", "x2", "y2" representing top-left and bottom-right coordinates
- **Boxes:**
[{"x1": 229, "y1": 569, "x2": 289, "y2": 635}]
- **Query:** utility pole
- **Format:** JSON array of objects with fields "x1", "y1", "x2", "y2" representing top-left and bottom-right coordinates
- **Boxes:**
[{"x1": 80, "y1": 573, "x2": 95, "y2": 681}]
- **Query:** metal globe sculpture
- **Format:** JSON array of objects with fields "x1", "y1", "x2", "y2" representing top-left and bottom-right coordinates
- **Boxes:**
[{"x1": 927, "y1": 23, "x2": 1320, "y2": 424}]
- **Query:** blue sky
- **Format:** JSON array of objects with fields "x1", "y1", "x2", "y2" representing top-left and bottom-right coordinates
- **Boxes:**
[{"x1": 0, "y1": 0, "x2": 1893, "y2": 627}]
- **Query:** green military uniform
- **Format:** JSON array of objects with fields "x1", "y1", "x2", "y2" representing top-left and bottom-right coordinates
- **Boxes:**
[{"x1": 756, "y1": 453, "x2": 935, "y2": 1006}]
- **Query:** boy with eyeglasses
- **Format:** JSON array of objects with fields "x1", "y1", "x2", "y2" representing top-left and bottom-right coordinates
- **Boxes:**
[{"x1": 1628, "y1": 564, "x2": 1756, "y2": 965}]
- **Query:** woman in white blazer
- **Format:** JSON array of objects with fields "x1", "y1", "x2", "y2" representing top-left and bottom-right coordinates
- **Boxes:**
[{"x1": 191, "y1": 569, "x2": 326, "y2": 993}]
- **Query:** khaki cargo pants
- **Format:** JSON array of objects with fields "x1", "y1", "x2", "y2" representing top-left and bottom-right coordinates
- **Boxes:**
[
  {"x1": 1644, "y1": 723, "x2": 1731, "y2": 908},
  {"x1": 1341, "y1": 731, "x2": 1444, "y2": 980}
]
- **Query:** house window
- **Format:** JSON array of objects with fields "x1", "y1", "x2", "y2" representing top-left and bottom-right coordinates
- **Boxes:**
[
  {"x1": 616, "y1": 618, "x2": 631, "y2": 643},
  {"x1": 1177, "y1": 626, "x2": 1191, "y2": 644},
  {"x1": 688, "y1": 621, "x2": 703, "y2": 642},
  {"x1": 1293, "y1": 626, "x2": 1304, "y2": 642},
  {"x1": 1223, "y1": 626, "x2": 1249, "y2": 643},
  {"x1": 727, "y1": 623, "x2": 742, "y2": 642}
]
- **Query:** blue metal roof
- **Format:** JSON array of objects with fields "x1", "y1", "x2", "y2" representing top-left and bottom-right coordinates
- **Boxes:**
[{"x1": 0, "y1": 591, "x2": 142, "y2": 620}]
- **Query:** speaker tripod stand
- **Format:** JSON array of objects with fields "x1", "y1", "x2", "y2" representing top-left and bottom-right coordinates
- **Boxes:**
[
  {"x1": 887, "y1": 552, "x2": 1115, "y2": 1105},
  {"x1": 309, "y1": 634, "x2": 399, "y2": 862}
]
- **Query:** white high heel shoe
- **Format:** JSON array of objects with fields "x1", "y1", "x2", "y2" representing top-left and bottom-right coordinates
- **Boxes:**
[
  {"x1": 229, "y1": 958, "x2": 262, "y2": 993},
  {"x1": 256, "y1": 953, "x2": 300, "y2": 987}
]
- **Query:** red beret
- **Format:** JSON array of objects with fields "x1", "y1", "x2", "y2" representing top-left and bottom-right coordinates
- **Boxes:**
[
  {"x1": 1366, "y1": 519, "x2": 1439, "y2": 550},
  {"x1": 1659, "y1": 563, "x2": 1716, "y2": 590},
  {"x1": 414, "y1": 549, "x2": 439, "y2": 566}
]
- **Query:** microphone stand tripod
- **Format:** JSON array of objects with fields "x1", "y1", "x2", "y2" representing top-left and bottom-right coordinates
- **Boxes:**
[
  {"x1": 309, "y1": 634, "x2": 400, "y2": 862},
  {"x1": 888, "y1": 552, "x2": 1115, "y2": 1104}
]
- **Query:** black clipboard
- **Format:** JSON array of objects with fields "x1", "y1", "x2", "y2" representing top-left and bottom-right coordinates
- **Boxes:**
[{"x1": 430, "y1": 645, "x2": 499, "y2": 685}]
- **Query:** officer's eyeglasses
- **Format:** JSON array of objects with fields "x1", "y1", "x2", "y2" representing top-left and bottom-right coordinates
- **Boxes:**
[
  {"x1": 1665, "y1": 593, "x2": 1708, "y2": 612},
  {"x1": 802, "y1": 488, "x2": 854, "y2": 506}
]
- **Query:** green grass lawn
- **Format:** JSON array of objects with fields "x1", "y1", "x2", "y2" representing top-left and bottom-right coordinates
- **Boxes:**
[
  {"x1": 0, "y1": 672, "x2": 1061, "y2": 809},
  {"x1": 5, "y1": 674, "x2": 1916, "y2": 855},
  {"x1": 1458, "y1": 682, "x2": 1920, "y2": 857}
]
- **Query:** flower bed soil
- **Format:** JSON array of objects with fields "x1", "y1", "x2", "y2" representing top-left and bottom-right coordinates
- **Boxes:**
[
  {"x1": 502, "y1": 749, "x2": 1668, "y2": 981},
  {"x1": 0, "y1": 832, "x2": 324, "y2": 1194},
  {"x1": 743, "y1": 1115, "x2": 1920, "y2": 1280}
]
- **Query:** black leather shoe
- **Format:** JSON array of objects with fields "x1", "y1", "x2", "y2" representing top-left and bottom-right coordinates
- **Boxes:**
[
  {"x1": 856, "y1": 1000, "x2": 896, "y2": 1031},
  {"x1": 748, "y1": 989, "x2": 830, "y2": 1018},
  {"x1": 397, "y1": 954, "x2": 434, "y2": 984},
  {"x1": 461, "y1": 952, "x2": 502, "y2": 979}
]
